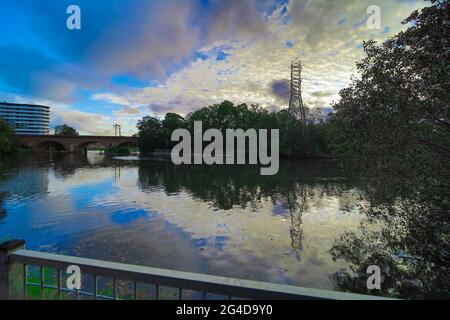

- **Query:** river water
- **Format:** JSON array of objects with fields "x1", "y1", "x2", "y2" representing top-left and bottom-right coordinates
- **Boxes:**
[{"x1": 0, "y1": 152, "x2": 367, "y2": 294}]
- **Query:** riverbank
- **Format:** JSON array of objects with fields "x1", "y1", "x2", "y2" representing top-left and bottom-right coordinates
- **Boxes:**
[{"x1": 140, "y1": 149, "x2": 333, "y2": 162}]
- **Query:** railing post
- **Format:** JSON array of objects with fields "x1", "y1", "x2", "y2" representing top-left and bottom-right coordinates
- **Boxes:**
[{"x1": 0, "y1": 240, "x2": 25, "y2": 300}]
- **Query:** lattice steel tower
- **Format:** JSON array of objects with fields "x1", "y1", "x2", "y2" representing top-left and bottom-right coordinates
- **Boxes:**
[{"x1": 288, "y1": 59, "x2": 308, "y2": 139}]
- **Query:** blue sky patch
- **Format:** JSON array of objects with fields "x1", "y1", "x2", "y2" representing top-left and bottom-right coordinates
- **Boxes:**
[
  {"x1": 111, "y1": 75, "x2": 149, "y2": 88},
  {"x1": 216, "y1": 50, "x2": 230, "y2": 61}
]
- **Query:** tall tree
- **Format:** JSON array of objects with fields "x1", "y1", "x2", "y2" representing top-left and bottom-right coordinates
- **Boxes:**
[
  {"x1": 137, "y1": 116, "x2": 163, "y2": 152},
  {"x1": 161, "y1": 113, "x2": 186, "y2": 147},
  {"x1": 54, "y1": 124, "x2": 79, "y2": 137},
  {"x1": 329, "y1": 0, "x2": 449, "y2": 298},
  {"x1": 135, "y1": 100, "x2": 331, "y2": 157},
  {"x1": 0, "y1": 118, "x2": 18, "y2": 155}
]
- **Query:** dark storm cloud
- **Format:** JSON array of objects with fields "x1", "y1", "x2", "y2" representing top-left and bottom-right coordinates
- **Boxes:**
[
  {"x1": 148, "y1": 102, "x2": 182, "y2": 114},
  {"x1": 269, "y1": 79, "x2": 290, "y2": 103}
]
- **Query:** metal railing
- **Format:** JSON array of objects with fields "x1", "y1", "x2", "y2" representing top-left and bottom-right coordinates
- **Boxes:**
[{"x1": 0, "y1": 240, "x2": 391, "y2": 300}]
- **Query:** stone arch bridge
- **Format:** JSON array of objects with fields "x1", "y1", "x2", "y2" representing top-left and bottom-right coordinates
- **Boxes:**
[{"x1": 18, "y1": 135, "x2": 138, "y2": 153}]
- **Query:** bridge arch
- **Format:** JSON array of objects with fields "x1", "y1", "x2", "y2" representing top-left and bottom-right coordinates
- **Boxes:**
[
  {"x1": 35, "y1": 140, "x2": 68, "y2": 152},
  {"x1": 117, "y1": 141, "x2": 138, "y2": 148},
  {"x1": 78, "y1": 141, "x2": 109, "y2": 153}
]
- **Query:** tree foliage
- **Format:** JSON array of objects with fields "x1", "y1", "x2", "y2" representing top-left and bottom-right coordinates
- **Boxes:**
[
  {"x1": 137, "y1": 100, "x2": 332, "y2": 157},
  {"x1": 329, "y1": 0, "x2": 449, "y2": 298},
  {"x1": 0, "y1": 119, "x2": 19, "y2": 155},
  {"x1": 54, "y1": 124, "x2": 79, "y2": 137},
  {"x1": 0, "y1": 118, "x2": 19, "y2": 156},
  {"x1": 137, "y1": 116, "x2": 163, "y2": 152}
]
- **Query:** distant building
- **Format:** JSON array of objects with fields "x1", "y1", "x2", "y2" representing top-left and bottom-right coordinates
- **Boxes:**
[{"x1": 0, "y1": 102, "x2": 50, "y2": 135}]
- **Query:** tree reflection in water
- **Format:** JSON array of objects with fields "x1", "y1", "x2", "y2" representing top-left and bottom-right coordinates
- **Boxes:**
[
  {"x1": 137, "y1": 160, "x2": 352, "y2": 263},
  {"x1": 329, "y1": 198, "x2": 449, "y2": 299},
  {"x1": 137, "y1": 159, "x2": 449, "y2": 299}
]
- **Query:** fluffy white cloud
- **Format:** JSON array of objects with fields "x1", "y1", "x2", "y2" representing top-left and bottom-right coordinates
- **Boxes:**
[
  {"x1": 4, "y1": 0, "x2": 429, "y2": 135},
  {"x1": 93, "y1": 0, "x2": 427, "y2": 126}
]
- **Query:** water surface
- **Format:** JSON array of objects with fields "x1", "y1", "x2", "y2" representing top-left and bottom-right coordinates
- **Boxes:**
[{"x1": 0, "y1": 152, "x2": 365, "y2": 292}]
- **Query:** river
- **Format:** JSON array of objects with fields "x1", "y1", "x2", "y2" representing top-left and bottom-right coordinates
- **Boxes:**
[{"x1": 0, "y1": 152, "x2": 369, "y2": 295}]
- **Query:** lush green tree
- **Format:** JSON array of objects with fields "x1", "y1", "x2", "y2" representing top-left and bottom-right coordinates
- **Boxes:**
[
  {"x1": 187, "y1": 101, "x2": 278, "y2": 131},
  {"x1": 54, "y1": 124, "x2": 79, "y2": 136},
  {"x1": 136, "y1": 100, "x2": 332, "y2": 157},
  {"x1": 329, "y1": 0, "x2": 449, "y2": 298},
  {"x1": 188, "y1": 100, "x2": 245, "y2": 131},
  {"x1": 137, "y1": 116, "x2": 163, "y2": 152},
  {"x1": 162, "y1": 113, "x2": 186, "y2": 131},
  {"x1": 0, "y1": 118, "x2": 18, "y2": 155},
  {"x1": 161, "y1": 113, "x2": 186, "y2": 147},
  {"x1": 330, "y1": 0, "x2": 449, "y2": 197}
]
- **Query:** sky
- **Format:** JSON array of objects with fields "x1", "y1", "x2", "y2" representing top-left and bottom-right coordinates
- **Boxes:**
[{"x1": 0, "y1": 0, "x2": 427, "y2": 135}]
